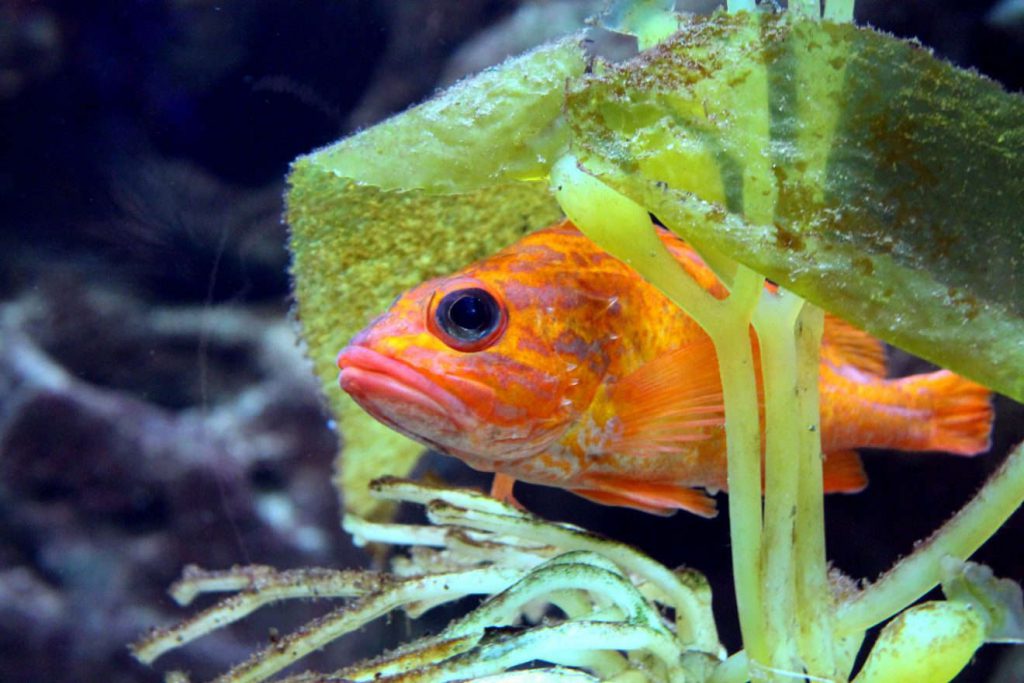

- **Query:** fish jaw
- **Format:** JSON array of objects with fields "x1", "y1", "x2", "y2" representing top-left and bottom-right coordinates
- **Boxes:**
[
  {"x1": 337, "y1": 343, "x2": 572, "y2": 467},
  {"x1": 337, "y1": 345, "x2": 475, "y2": 442}
]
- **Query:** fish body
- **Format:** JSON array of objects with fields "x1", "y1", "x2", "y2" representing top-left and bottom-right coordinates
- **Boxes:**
[{"x1": 337, "y1": 220, "x2": 993, "y2": 516}]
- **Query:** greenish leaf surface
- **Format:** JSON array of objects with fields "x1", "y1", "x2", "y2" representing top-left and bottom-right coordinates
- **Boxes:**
[
  {"x1": 287, "y1": 39, "x2": 583, "y2": 518},
  {"x1": 310, "y1": 37, "x2": 586, "y2": 193},
  {"x1": 566, "y1": 11, "x2": 1024, "y2": 401}
]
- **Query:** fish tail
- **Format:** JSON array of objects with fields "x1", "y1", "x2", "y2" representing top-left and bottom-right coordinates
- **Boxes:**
[{"x1": 895, "y1": 370, "x2": 993, "y2": 455}]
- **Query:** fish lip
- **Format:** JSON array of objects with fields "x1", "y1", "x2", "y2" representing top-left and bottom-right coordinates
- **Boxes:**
[{"x1": 337, "y1": 345, "x2": 473, "y2": 432}]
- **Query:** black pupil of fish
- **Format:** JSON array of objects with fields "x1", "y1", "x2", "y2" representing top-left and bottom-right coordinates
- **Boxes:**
[{"x1": 438, "y1": 289, "x2": 500, "y2": 342}]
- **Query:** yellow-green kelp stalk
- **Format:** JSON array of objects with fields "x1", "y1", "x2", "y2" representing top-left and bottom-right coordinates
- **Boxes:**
[
  {"x1": 551, "y1": 153, "x2": 851, "y2": 680},
  {"x1": 840, "y1": 442, "x2": 1024, "y2": 635},
  {"x1": 552, "y1": 156, "x2": 770, "y2": 666},
  {"x1": 555, "y1": 1, "x2": 855, "y2": 677}
]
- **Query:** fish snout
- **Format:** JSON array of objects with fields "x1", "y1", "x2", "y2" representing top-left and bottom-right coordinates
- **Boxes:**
[{"x1": 336, "y1": 344, "x2": 475, "y2": 434}]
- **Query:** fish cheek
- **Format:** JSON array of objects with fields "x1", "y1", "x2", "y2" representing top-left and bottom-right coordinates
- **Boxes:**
[
  {"x1": 377, "y1": 334, "x2": 445, "y2": 366},
  {"x1": 476, "y1": 357, "x2": 575, "y2": 441}
]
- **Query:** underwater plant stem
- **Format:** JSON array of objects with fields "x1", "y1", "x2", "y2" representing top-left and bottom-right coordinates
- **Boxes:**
[
  {"x1": 718, "y1": 332, "x2": 769, "y2": 663},
  {"x1": 751, "y1": 290, "x2": 806, "y2": 673},
  {"x1": 134, "y1": 567, "x2": 379, "y2": 664},
  {"x1": 429, "y1": 620, "x2": 688, "y2": 683},
  {"x1": 837, "y1": 440, "x2": 1024, "y2": 634},
  {"x1": 550, "y1": 156, "x2": 722, "y2": 325},
  {"x1": 550, "y1": 155, "x2": 766, "y2": 665},
  {"x1": 790, "y1": 304, "x2": 839, "y2": 677},
  {"x1": 616, "y1": 250, "x2": 766, "y2": 666},
  {"x1": 220, "y1": 568, "x2": 529, "y2": 683},
  {"x1": 426, "y1": 499, "x2": 722, "y2": 656},
  {"x1": 711, "y1": 268, "x2": 770, "y2": 668}
]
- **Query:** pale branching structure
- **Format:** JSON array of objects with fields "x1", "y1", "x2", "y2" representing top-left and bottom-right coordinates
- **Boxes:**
[{"x1": 132, "y1": 478, "x2": 725, "y2": 682}]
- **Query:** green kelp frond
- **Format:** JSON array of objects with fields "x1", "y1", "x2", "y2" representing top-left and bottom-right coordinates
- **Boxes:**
[
  {"x1": 287, "y1": 38, "x2": 585, "y2": 519},
  {"x1": 566, "y1": 10, "x2": 1024, "y2": 402},
  {"x1": 131, "y1": 479, "x2": 723, "y2": 683}
]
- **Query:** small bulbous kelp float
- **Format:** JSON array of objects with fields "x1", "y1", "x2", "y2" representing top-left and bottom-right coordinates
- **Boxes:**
[{"x1": 337, "y1": 219, "x2": 993, "y2": 516}]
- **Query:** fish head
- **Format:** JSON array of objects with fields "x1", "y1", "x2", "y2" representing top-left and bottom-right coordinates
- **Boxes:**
[{"x1": 337, "y1": 237, "x2": 620, "y2": 467}]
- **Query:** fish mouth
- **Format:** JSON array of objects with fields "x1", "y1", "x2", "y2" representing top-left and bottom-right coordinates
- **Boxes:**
[{"x1": 337, "y1": 345, "x2": 474, "y2": 436}]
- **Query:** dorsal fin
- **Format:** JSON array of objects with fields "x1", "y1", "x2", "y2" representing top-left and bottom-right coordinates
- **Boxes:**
[
  {"x1": 822, "y1": 315, "x2": 887, "y2": 377},
  {"x1": 605, "y1": 337, "x2": 725, "y2": 457}
]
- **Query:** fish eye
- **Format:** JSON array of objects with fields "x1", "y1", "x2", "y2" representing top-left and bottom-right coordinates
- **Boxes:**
[{"x1": 429, "y1": 286, "x2": 507, "y2": 352}]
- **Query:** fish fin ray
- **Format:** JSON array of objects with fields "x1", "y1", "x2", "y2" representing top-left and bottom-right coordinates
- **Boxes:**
[
  {"x1": 490, "y1": 473, "x2": 523, "y2": 509},
  {"x1": 574, "y1": 475, "x2": 718, "y2": 517},
  {"x1": 898, "y1": 371, "x2": 993, "y2": 455},
  {"x1": 570, "y1": 488, "x2": 676, "y2": 516},
  {"x1": 822, "y1": 449, "x2": 868, "y2": 493},
  {"x1": 823, "y1": 315, "x2": 887, "y2": 377},
  {"x1": 607, "y1": 338, "x2": 724, "y2": 456}
]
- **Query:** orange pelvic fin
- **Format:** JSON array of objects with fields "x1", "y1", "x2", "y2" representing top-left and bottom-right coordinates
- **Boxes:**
[
  {"x1": 572, "y1": 475, "x2": 718, "y2": 517},
  {"x1": 895, "y1": 370, "x2": 993, "y2": 455},
  {"x1": 822, "y1": 449, "x2": 868, "y2": 493},
  {"x1": 489, "y1": 472, "x2": 523, "y2": 509},
  {"x1": 607, "y1": 337, "x2": 725, "y2": 457}
]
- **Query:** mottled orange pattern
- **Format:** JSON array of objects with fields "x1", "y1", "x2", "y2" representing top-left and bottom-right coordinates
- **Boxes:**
[{"x1": 337, "y1": 220, "x2": 993, "y2": 516}]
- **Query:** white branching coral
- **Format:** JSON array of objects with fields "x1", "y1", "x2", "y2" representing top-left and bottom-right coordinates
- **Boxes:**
[{"x1": 132, "y1": 477, "x2": 724, "y2": 682}]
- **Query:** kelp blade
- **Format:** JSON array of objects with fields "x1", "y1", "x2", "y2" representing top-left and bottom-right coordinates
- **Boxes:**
[
  {"x1": 567, "y1": 12, "x2": 1024, "y2": 401},
  {"x1": 309, "y1": 36, "x2": 586, "y2": 192},
  {"x1": 287, "y1": 39, "x2": 584, "y2": 518}
]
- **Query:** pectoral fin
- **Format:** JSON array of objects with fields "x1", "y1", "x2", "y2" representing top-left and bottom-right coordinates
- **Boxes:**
[{"x1": 606, "y1": 337, "x2": 725, "y2": 457}]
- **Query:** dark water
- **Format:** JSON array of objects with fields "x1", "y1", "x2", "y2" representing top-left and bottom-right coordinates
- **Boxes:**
[{"x1": 0, "y1": 1, "x2": 1021, "y2": 681}]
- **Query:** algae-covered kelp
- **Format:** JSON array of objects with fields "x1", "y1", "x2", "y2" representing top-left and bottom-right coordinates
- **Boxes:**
[
  {"x1": 287, "y1": 39, "x2": 583, "y2": 519},
  {"x1": 563, "y1": 9, "x2": 1024, "y2": 402},
  {"x1": 288, "y1": 4, "x2": 1024, "y2": 524},
  {"x1": 138, "y1": 1, "x2": 1024, "y2": 681}
]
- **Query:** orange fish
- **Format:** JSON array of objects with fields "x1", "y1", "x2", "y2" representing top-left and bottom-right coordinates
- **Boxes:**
[{"x1": 337, "y1": 220, "x2": 993, "y2": 516}]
